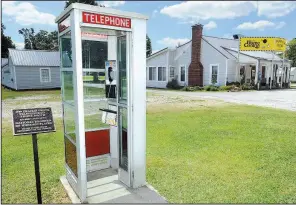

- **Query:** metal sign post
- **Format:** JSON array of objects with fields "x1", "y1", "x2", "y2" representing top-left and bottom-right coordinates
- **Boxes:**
[
  {"x1": 32, "y1": 133, "x2": 42, "y2": 204},
  {"x1": 12, "y1": 107, "x2": 55, "y2": 204}
]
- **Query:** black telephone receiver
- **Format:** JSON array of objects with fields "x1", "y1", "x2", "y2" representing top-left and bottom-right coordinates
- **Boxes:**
[{"x1": 108, "y1": 67, "x2": 113, "y2": 83}]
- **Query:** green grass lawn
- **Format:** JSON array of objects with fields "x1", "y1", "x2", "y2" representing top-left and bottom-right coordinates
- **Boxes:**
[
  {"x1": 2, "y1": 90, "x2": 296, "y2": 203},
  {"x1": 2, "y1": 86, "x2": 61, "y2": 100},
  {"x1": 1, "y1": 119, "x2": 70, "y2": 204},
  {"x1": 147, "y1": 104, "x2": 296, "y2": 203}
]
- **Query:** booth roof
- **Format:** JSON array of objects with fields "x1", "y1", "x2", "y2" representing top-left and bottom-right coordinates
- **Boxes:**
[{"x1": 55, "y1": 3, "x2": 149, "y2": 23}]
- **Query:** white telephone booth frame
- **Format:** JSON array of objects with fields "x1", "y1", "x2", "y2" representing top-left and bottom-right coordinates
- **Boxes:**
[{"x1": 56, "y1": 4, "x2": 148, "y2": 202}]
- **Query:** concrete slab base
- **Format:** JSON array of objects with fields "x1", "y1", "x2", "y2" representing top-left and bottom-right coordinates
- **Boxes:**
[{"x1": 60, "y1": 169, "x2": 167, "y2": 203}]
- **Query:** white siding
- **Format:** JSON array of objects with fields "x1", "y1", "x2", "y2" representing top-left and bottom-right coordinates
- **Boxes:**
[
  {"x1": 146, "y1": 50, "x2": 169, "y2": 88},
  {"x1": 168, "y1": 50, "x2": 176, "y2": 81},
  {"x1": 201, "y1": 39, "x2": 227, "y2": 86},
  {"x1": 227, "y1": 59, "x2": 237, "y2": 83},
  {"x1": 1, "y1": 57, "x2": 16, "y2": 89},
  {"x1": 2, "y1": 64, "x2": 13, "y2": 88},
  {"x1": 175, "y1": 43, "x2": 191, "y2": 86},
  {"x1": 15, "y1": 66, "x2": 61, "y2": 90}
]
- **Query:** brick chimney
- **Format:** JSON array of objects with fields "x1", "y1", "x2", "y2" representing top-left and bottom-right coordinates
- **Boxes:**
[{"x1": 188, "y1": 24, "x2": 203, "y2": 86}]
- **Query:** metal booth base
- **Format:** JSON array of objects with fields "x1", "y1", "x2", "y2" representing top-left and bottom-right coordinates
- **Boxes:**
[{"x1": 60, "y1": 168, "x2": 167, "y2": 203}]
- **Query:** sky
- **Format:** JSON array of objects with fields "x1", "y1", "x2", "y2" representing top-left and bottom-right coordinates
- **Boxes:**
[{"x1": 2, "y1": 1, "x2": 296, "y2": 53}]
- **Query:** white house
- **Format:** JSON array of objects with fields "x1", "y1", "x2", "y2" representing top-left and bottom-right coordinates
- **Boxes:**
[{"x1": 146, "y1": 24, "x2": 292, "y2": 89}]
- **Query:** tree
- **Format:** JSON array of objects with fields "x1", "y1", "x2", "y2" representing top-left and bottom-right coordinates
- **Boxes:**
[
  {"x1": 18, "y1": 28, "x2": 36, "y2": 49},
  {"x1": 146, "y1": 35, "x2": 152, "y2": 57},
  {"x1": 34, "y1": 30, "x2": 58, "y2": 50},
  {"x1": 19, "y1": 28, "x2": 58, "y2": 51},
  {"x1": 1, "y1": 23, "x2": 15, "y2": 58},
  {"x1": 286, "y1": 38, "x2": 296, "y2": 67}
]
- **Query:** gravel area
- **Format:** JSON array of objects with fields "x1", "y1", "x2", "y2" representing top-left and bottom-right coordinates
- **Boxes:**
[
  {"x1": 2, "y1": 92, "x2": 225, "y2": 123},
  {"x1": 2, "y1": 97, "x2": 63, "y2": 123},
  {"x1": 148, "y1": 89, "x2": 296, "y2": 112}
]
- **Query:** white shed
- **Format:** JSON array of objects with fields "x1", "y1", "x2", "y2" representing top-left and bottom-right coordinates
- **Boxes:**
[{"x1": 1, "y1": 49, "x2": 61, "y2": 90}]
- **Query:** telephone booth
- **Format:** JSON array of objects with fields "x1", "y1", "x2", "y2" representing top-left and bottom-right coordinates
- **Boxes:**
[{"x1": 55, "y1": 4, "x2": 147, "y2": 203}]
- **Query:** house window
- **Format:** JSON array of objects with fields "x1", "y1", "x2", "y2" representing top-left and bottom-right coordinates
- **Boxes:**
[
  {"x1": 180, "y1": 66, "x2": 185, "y2": 82},
  {"x1": 149, "y1": 67, "x2": 156, "y2": 81},
  {"x1": 211, "y1": 65, "x2": 218, "y2": 84},
  {"x1": 158, "y1": 67, "x2": 166, "y2": 81},
  {"x1": 40, "y1": 68, "x2": 51, "y2": 83},
  {"x1": 169, "y1": 66, "x2": 175, "y2": 78}
]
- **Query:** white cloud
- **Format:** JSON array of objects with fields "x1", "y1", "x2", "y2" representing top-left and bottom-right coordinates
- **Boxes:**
[
  {"x1": 178, "y1": 20, "x2": 196, "y2": 25},
  {"x1": 100, "y1": 1, "x2": 125, "y2": 7},
  {"x1": 254, "y1": 1, "x2": 296, "y2": 18},
  {"x1": 152, "y1": 9, "x2": 158, "y2": 18},
  {"x1": 236, "y1": 20, "x2": 275, "y2": 30},
  {"x1": 2, "y1": 1, "x2": 55, "y2": 26},
  {"x1": 157, "y1": 37, "x2": 190, "y2": 48},
  {"x1": 236, "y1": 20, "x2": 287, "y2": 31},
  {"x1": 204, "y1": 21, "x2": 217, "y2": 30},
  {"x1": 275, "y1": 21, "x2": 286, "y2": 29},
  {"x1": 14, "y1": 42, "x2": 25, "y2": 49},
  {"x1": 160, "y1": 1, "x2": 256, "y2": 21}
]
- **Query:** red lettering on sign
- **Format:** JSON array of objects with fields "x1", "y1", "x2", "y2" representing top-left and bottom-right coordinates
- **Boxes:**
[{"x1": 82, "y1": 12, "x2": 131, "y2": 28}]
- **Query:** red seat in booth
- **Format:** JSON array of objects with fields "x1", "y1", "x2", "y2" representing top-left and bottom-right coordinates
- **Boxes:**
[{"x1": 85, "y1": 129, "x2": 110, "y2": 158}]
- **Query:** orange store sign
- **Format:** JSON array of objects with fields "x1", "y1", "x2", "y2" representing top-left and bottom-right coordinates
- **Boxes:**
[{"x1": 82, "y1": 12, "x2": 131, "y2": 28}]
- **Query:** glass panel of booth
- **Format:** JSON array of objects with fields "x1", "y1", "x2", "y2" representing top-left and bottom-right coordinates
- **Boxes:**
[
  {"x1": 119, "y1": 107, "x2": 128, "y2": 171},
  {"x1": 118, "y1": 35, "x2": 127, "y2": 103},
  {"x1": 60, "y1": 31, "x2": 72, "y2": 68},
  {"x1": 59, "y1": 29, "x2": 78, "y2": 178},
  {"x1": 81, "y1": 27, "x2": 111, "y2": 130}
]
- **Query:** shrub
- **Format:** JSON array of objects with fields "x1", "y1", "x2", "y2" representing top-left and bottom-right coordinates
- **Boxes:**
[
  {"x1": 193, "y1": 86, "x2": 203, "y2": 91},
  {"x1": 166, "y1": 79, "x2": 180, "y2": 89},
  {"x1": 204, "y1": 85, "x2": 219, "y2": 91},
  {"x1": 181, "y1": 86, "x2": 203, "y2": 92},
  {"x1": 226, "y1": 81, "x2": 240, "y2": 86},
  {"x1": 241, "y1": 84, "x2": 254, "y2": 90},
  {"x1": 219, "y1": 85, "x2": 232, "y2": 91},
  {"x1": 181, "y1": 86, "x2": 195, "y2": 91}
]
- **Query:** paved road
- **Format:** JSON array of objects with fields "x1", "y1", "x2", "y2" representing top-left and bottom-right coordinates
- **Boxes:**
[{"x1": 148, "y1": 89, "x2": 296, "y2": 112}]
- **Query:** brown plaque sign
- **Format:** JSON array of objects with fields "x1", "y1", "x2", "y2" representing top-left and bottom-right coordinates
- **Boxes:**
[{"x1": 12, "y1": 107, "x2": 55, "y2": 136}]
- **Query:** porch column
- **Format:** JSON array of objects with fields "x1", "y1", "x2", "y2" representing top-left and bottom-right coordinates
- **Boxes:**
[
  {"x1": 270, "y1": 63, "x2": 273, "y2": 89},
  {"x1": 244, "y1": 65, "x2": 246, "y2": 84},
  {"x1": 281, "y1": 52, "x2": 285, "y2": 88},
  {"x1": 288, "y1": 65, "x2": 291, "y2": 88},
  {"x1": 281, "y1": 66, "x2": 284, "y2": 88},
  {"x1": 255, "y1": 60, "x2": 259, "y2": 90},
  {"x1": 270, "y1": 52, "x2": 274, "y2": 89}
]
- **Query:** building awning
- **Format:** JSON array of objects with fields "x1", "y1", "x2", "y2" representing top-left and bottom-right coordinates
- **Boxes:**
[{"x1": 222, "y1": 47, "x2": 290, "y2": 63}]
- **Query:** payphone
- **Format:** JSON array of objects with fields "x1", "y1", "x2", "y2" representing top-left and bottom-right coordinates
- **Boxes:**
[
  {"x1": 56, "y1": 3, "x2": 148, "y2": 203},
  {"x1": 105, "y1": 60, "x2": 116, "y2": 99}
]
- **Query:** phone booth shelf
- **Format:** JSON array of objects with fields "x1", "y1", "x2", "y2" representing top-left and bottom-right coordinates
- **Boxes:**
[{"x1": 55, "y1": 3, "x2": 157, "y2": 203}]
